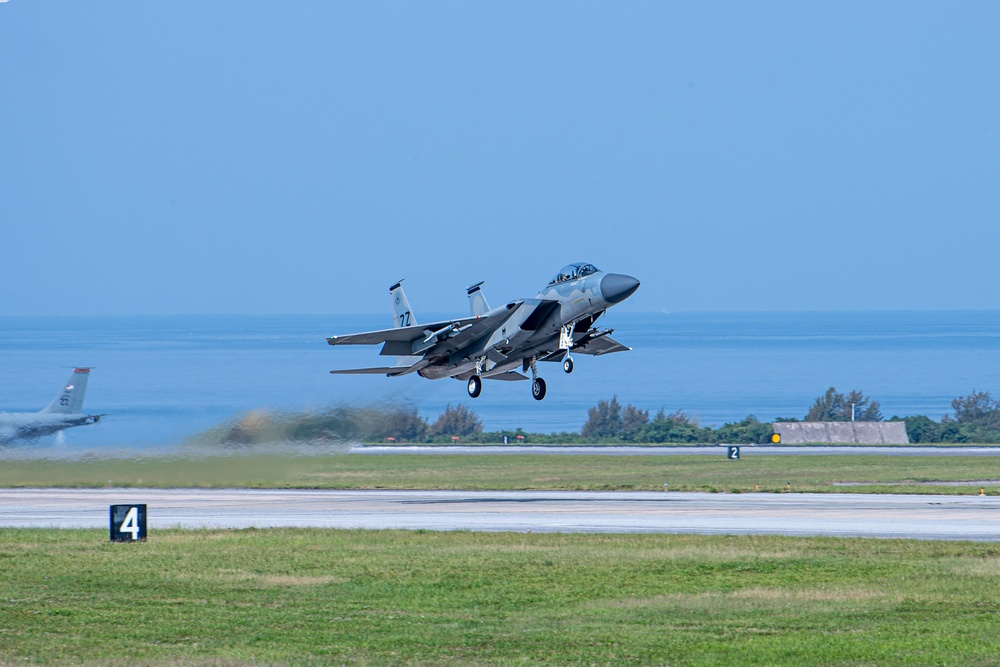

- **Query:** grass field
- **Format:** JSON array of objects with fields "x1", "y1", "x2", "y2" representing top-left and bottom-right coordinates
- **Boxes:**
[
  {"x1": 3, "y1": 450, "x2": 1000, "y2": 494},
  {"x1": 5, "y1": 452, "x2": 1000, "y2": 664},
  {"x1": 2, "y1": 528, "x2": 1000, "y2": 666}
]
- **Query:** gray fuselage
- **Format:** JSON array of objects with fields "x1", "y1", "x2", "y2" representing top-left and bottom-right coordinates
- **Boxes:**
[{"x1": 417, "y1": 269, "x2": 638, "y2": 380}]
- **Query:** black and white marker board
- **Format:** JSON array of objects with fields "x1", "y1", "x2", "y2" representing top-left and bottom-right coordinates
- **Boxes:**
[
  {"x1": 727, "y1": 446, "x2": 741, "y2": 460},
  {"x1": 110, "y1": 504, "x2": 147, "y2": 542}
]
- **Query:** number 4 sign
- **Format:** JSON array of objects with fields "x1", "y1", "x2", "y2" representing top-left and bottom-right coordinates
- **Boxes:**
[{"x1": 110, "y1": 504, "x2": 147, "y2": 542}]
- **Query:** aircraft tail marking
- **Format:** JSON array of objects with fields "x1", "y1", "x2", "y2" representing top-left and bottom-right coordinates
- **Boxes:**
[
  {"x1": 40, "y1": 368, "x2": 91, "y2": 415},
  {"x1": 388, "y1": 280, "x2": 421, "y2": 368},
  {"x1": 390, "y1": 280, "x2": 417, "y2": 328}
]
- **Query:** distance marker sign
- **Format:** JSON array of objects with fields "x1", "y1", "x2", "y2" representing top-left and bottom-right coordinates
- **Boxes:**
[{"x1": 110, "y1": 504, "x2": 147, "y2": 542}]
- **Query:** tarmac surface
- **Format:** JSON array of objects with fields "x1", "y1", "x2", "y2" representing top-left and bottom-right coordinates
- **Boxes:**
[
  {"x1": 3, "y1": 488, "x2": 1000, "y2": 540},
  {"x1": 351, "y1": 445, "x2": 1000, "y2": 456}
]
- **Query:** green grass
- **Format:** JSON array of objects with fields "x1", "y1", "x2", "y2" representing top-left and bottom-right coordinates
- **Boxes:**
[
  {"x1": 6, "y1": 452, "x2": 1000, "y2": 664},
  {"x1": 4, "y1": 451, "x2": 1000, "y2": 494},
  {"x1": 3, "y1": 529, "x2": 1000, "y2": 665}
]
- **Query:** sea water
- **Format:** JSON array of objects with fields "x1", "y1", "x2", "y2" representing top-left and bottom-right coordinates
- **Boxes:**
[{"x1": 2, "y1": 311, "x2": 1000, "y2": 449}]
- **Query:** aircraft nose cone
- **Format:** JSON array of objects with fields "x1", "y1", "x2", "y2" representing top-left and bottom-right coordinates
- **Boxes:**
[{"x1": 600, "y1": 273, "x2": 640, "y2": 305}]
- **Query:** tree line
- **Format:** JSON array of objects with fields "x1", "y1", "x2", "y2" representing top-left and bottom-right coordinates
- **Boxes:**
[
  {"x1": 196, "y1": 387, "x2": 1000, "y2": 446},
  {"x1": 203, "y1": 403, "x2": 484, "y2": 446},
  {"x1": 576, "y1": 388, "x2": 1000, "y2": 444}
]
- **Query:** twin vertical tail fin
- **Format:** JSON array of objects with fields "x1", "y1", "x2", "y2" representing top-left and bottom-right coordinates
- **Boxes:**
[
  {"x1": 390, "y1": 280, "x2": 417, "y2": 328},
  {"x1": 388, "y1": 281, "x2": 421, "y2": 369},
  {"x1": 41, "y1": 368, "x2": 91, "y2": 415},
  {"x1": 467, "y1": 281, "x2": 490, "y2": 317}
]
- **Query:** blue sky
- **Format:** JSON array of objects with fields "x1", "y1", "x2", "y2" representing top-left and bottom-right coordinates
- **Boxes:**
[{"x1": 2, "y1": 2, "x2": 998, "y2": 316}]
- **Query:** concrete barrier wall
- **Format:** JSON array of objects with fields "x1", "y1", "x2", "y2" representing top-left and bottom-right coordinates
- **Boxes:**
[{"x1": 772, "y1": 421, "x2": 909, "y2": 445}]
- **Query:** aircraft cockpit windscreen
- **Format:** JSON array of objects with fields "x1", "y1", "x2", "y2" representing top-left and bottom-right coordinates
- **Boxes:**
[{"x1": 549, "y1": 263, "x2": 600, "y2": 285}]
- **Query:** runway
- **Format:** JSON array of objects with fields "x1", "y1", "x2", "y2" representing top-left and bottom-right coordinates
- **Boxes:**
[
  {"x1": 2, "y1": 488, "x2": 1000, "y2": 540},
  {"x1": 350, "y1": 445, "x2": 1000, "y2": 456}
]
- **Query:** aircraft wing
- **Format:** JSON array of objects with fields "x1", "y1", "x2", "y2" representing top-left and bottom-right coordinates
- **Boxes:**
[
  {"x1": 414, "y1": 304, "x2": 520, "y2": 357},
  {"x1": 572, "y1": 335, "x2": 631, "y2": 356},
  {"x1": 328, "y1": 304, "x2": 522, "y2": 380},
  {"x1": 329, "y1": 303, "x2": 521, "y2": 354},
  {"x1": 326, "y1": 320, "x2": 460, "y2": 347}
]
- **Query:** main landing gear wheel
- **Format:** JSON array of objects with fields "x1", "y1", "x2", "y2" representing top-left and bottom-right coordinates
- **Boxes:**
[
  {"x1": 531, "y1": 377, "x2": 547, "y2": 401},
  {"x1": 562, "y1": 357, "x2": 574, "y2": 374},
  {"x1": 467, "y1": 375, "x2": 483, "y2": 398}
]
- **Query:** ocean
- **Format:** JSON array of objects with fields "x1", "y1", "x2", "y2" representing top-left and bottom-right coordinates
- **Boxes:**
[{"x1": 2, "y1": 311, "x2": 1000, "y2": 449}]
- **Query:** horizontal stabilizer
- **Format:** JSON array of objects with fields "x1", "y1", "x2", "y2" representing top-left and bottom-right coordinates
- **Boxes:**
[
  {"x1": 329, "y1": 367, "x2": 402, "y2": 375},
  {"x1": 329, "y1": 365, "x2": 416, "y2": 377}
]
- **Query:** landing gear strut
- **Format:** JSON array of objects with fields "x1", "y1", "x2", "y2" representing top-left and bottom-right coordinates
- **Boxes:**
[
  {"x1": 468, "y1": 359, "x2": 484, "y2": 398},
  {"x1": 529, "y1": 356, "x2": 546, "y2": 401},
  {"x1": 559, "y1": 323, "x2": 575, "y2": 375}
]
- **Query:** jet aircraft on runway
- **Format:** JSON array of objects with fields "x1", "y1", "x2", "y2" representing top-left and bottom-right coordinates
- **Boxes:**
[
  {"x1": 327, "y1": 263, "x2": 640, "y2": 400},
  {"x1": 0, "y1": 368, "x2": 106, "y2": 442}
]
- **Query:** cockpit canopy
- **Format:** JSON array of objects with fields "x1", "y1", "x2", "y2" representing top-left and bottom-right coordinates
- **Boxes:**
[{"x1": 548, "y1": 263, "x2": 600, "y2": 286}]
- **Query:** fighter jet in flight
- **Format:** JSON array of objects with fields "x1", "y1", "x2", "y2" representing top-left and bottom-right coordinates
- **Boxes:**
[
  {"x1": 0, "y1": 368, "x2": 106, "y2": 442},
  {"x1": 327, "y1": 263, "x2": 640, "y2": 400}
]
